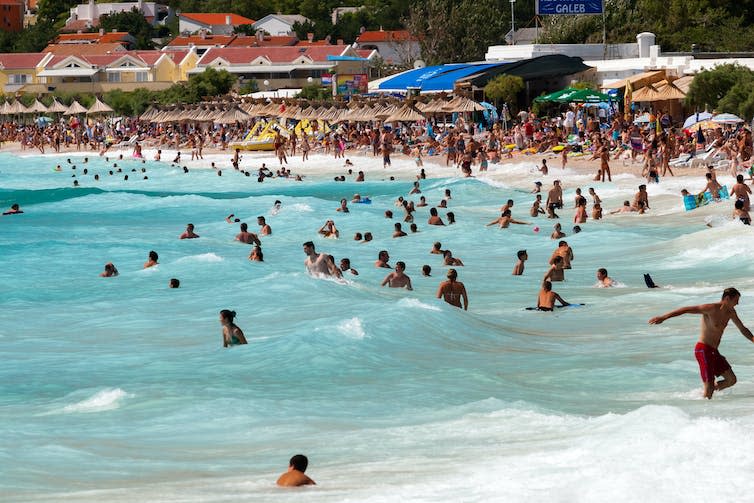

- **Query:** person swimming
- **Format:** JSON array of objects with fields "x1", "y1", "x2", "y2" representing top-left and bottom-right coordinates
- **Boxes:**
[{"x1": 220, "y1": 309, "x2": 247, "y2": 347}]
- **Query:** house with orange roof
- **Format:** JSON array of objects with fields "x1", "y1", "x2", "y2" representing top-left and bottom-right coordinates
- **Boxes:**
[
  {"x1": 356, "y1": 28, "x2": 420, "y2": 67},
  {"x1": 190, "y1": 44, "x2": 375, "y2": 91},
  {"x1": 54, "y1": 29, "x2": 137, "y2": 49},
  {"x1": 43, "y1": 42, "x2": 129, "y2": 57},
  {"x1": 0, "y1": 0, "x2": 25, "y2": 32},
  {"x1": 0, "y1": 52, "x2": 52, "y2": 93},
  {"x1": 179, "y1": 12, "x2": 254, "y2": 36}
]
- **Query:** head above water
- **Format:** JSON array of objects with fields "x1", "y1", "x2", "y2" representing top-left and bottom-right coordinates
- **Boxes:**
[
  {"x1": 289, "y1": 454, "x2": 308, "y2": 472},
  {"x1": 722, "y1": 287, "x2": 741, "y2": 301},
  {"x1": 220, "y1": 309, "x2": 237, "y2": 323}
]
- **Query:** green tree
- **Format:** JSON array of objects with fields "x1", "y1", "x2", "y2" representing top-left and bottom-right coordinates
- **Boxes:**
[
  {"x1": 484, "y1": 74, "x2": 524, "y2": 109},
  {"x1": 99, "y1": 8, "x2": 156, "y2": 49},
  {"x1": 686, "y1": 63, "x2": 754, "y2": 111},
  {"x1": 296, "y1": 84, "x2": 333, "y2": 101}
]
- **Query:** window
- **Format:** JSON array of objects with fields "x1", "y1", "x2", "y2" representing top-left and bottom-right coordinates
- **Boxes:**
[
  {"x1": 107, "y1": 73, "x2": 120, "y2": 83},
  {"x1": 135, "y1": 71, "x2": 149, "y2": 82},
  {"x1": 9, "y1": 74, "x2": 29, "y2": 84}
]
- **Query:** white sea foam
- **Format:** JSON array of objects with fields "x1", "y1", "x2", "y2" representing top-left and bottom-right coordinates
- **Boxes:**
[
  {"x1": 59, "y1": 388, "x2": 131, "y2": 414},
  {"x1": 175, "y1": 252, "x2": 224, "y2": 263},
  {"x1": 336, "y1": 317, "x2": 366, "y2": 339},
  {"x1": 398, "y1": 298, "x2": 442, "y2": 311}
]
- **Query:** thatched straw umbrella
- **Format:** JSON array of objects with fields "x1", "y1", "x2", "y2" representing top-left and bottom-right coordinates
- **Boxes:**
[
  {"x1": 385, "y1": 104, "x2": 426, "y2": 123},
  {"x1": 47, "y1": 98, "x2": 68, "y2": 114},
  {"x1": 8, "y1": 100, "x2": 29, "y2": 114},
  {"x1": 26, "y1": 99, "x2": 49, "y2": 114},
  {"x1": 139, "y1": 105, "x2": 159, "y2": 122},
  {"x1": 215, "y1": 105, "x2": 252, "y2": 124},
  {"x1": 87, "y1": 97, "x2": 114, "y2": 115},
  {"x1": 442, "y1": 96, "x2": 485, "y2": 113},
  {"x1": 631, "y1": 84, "x2": 662, "y2": 102},
  {"x1": 64, "y1": 100, "x2": 87, "y2": 115}
]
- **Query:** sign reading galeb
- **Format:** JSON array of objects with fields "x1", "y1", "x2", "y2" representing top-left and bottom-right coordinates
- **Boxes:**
[{"x1": 536, "y1": 0, "x2": 604, "y2": 15}]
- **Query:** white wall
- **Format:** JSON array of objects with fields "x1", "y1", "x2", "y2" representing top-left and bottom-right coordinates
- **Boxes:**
[{"x1": 253, "y1": 18, "x2": 293, "y2": 36}]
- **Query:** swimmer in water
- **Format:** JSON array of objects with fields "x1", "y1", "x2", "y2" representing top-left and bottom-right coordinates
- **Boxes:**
[
  {"x1": 513, "y1": 250, "x2": 527, "y2": 276},
  {"x1": 100, "y1": 262, "x2": 119, "y2": 277},
  {"x1": 236, "y1": 223, "x2": 261, "y2": 245},
  {"x1": 169, "y1": 278, "x2": 180, "y2": 288},
  {"x1": 220, "y1": 309, "x2": 247, "y2": 347},
  {"x1": 271, "y1": 200, "x2": 282, "y2": 215},
  {"x1": 436, "y1": 268, "x2": 468, "y2": 310},
  {"x1": 303, "y1": 241, "x2": 338, "y2": 277},
  {"x1": 277, "y1": 454, "x2": 315, "y2": 487},
  {"x1": 596, "y1": 267, "x2": 616, "y2": 287},
  {"x1": 381, "y1": 261, "x2": 413, "y2": 290},
  {"x1": 180, "y1": 223, "x2": 199, "y2": 239},
  {"x1": 3, "y1": 203, "x2": 23, "y2": 215},
  {"x1": 144, "y1": 250, "x2": 159, "y2": 268},
  {"x1": 258, "y1": 216, "x2": 271, "y2": 235},
  {"x1": 536, "y1": 280, "x2": 569, "y2": 311}
]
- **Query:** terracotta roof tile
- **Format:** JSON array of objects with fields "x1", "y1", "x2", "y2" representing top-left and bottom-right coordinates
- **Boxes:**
[
  {"x1": 0, "y1": 52, "x2": 48, "y2": 69},
  {"x1": 198, "y1": 45, "x2": 348, "y2": 65},
  {"x1": 227, "y1": 35, "x2": 298, "y2": 47},
  {"x1": 181, "y1": 13, "x2": 254, "y2": 26},
  {"x1": 167, "y1": 35, "x2": 236, "y2": 47},
  {"x1": 356, "y1": 30, "x2": 415, "y2": 43},
  {"x1": 44, "y1": 43, "x2": 128, "y2": 56}
]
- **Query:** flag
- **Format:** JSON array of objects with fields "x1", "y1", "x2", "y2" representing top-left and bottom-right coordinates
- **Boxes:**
[{"x1": 623, "y1": 80, "x2": 632, "y2": 121}]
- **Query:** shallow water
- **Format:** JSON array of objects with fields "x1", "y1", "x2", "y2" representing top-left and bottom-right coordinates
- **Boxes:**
[{"x1": 3, "y1": 151, "x2": 754, "y2": 502}]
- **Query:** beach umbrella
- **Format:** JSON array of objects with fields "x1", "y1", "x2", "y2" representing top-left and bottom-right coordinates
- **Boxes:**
[
  {"x1": 534, "y1": 87, "x2": 580, "y2": 103},
  {"x1": 87, "y1": 98, "x2": 114, "y2": 115},
  {"x1": 384, "y1": 104, "x2": 426, "y2": 123},
  {"x1": 0, "y1": 101, "x2": 10, "y2": 116},
  {"x1": 682, "y1": 111, "x2": 712, "y2": 129},
  {"x1": 630, "y1": 84, "x2": 662, "y2": 102},
  {"x1": 653, "y1": 80, "x2": 686, "y2": 101},
  {"x1": 215, "y1": 105, "x2": 252, "y2": 124},
  {"x1": 712, "y1": 113, "x2": 744, "y2": 124},
  {"x1": 26, "y1": 99, "x2": 48, "y2": 114},
  {"x1": 65, "y1": 100, "x2": 88, "y2": 115},
  {"x1": 442, "y1": 96, "x2": 486, "y2": 112},
  {"x1": 686, "y1": 120, "x2": 718, "y2": 132},
  {"x1": 562, "y1": 88, "x2": 612, "y2": 104},
  {"x1": 47, "y1": 98, "x2": 69, "y2": 114},
  {"x1": 8, "y1": 100, "x2": 28, "y2": 114}
]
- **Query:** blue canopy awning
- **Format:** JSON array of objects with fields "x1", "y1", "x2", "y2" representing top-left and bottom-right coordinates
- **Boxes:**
[
  {"x1": 418, "y1": 63, "x2": 507, "y2": 92},
  {"x1": 377, "y1": 63, "x2": 509, "y2": 92},
  {"x1": 377, "y1": 65, "x2": 457, "y2": 91}
]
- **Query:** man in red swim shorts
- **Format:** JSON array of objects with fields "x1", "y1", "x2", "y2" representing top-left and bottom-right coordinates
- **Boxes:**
[{"x1": 649, "y1": 287, "x2": 754, "y2": 399}]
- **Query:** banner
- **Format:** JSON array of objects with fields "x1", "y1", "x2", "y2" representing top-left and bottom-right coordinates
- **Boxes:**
[
  {"x1": 336, "y1": 74, "x2": 368, "y2": 96},
  {"x1": 536, "y1": 0, "x2": 603, "y2": 15}
]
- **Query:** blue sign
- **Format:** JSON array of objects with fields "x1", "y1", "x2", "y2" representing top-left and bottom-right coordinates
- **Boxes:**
[{"x1": 536, "y1": 0, "x2": 603, "y2": 15}]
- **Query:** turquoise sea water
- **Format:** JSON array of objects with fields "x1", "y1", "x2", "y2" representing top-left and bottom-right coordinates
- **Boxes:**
[{"x1": 3, "y1": 151, "x2": 754, "y2": 502}]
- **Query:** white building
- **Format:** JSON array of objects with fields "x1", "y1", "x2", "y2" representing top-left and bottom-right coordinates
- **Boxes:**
[
  {"x1": 65, "y1": 0, "x2": 167, "y2": 31},
  {"x1": 252, "y1": 14, "x2": 309, "y2": 36}
]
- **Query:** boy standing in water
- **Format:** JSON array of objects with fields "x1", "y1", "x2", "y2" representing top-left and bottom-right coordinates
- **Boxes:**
[
  {"x1": 277, "y1": 454, "x2": 315, "y2": 487},
  {"x1": 649, "y1": 287, "x2": 754, "y2": 399}
]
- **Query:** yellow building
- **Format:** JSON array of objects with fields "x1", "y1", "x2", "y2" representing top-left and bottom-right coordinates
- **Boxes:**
[{"x1": 0, "y1": 48, "x2": 198, "y2": 95}]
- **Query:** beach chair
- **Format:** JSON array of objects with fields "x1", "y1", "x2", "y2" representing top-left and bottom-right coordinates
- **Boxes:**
[{"x1": 668, "y1": 153, "x2": 691, "y2": 167}]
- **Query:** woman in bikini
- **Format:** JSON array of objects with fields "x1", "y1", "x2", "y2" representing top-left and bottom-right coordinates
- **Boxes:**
[
  {"x1": 220, "y1": 310, "x2": 247, "y2": 347},
  {"x1": 436, "y1": 269, "x2": 468, "y2": 310}
]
